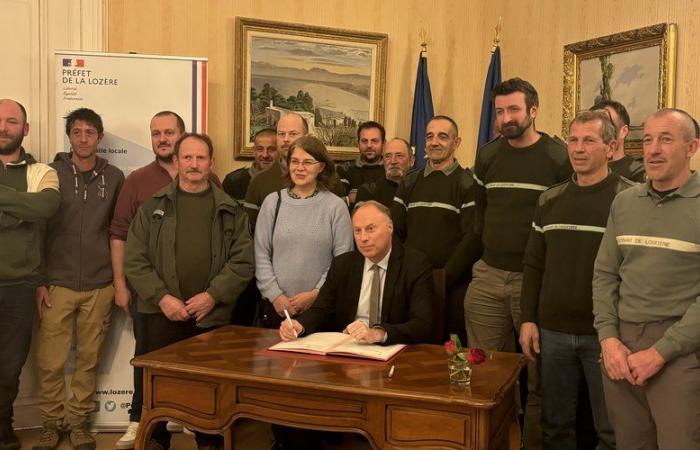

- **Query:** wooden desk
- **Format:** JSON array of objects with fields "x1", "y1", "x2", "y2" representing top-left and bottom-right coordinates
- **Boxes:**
[{"x1": 133, "y1": 326, "x2": 524, "y2": 450}]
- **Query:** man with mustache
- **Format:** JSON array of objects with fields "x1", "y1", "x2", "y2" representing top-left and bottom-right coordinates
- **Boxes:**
[
  {"x1": 109, "y1": 111, "x2": 220, "y2": 449},
  {"x1": 465, "y1": 78, "x2": 572, "y2": 450},
  {"x1": 390, "y1": 115, "x2": 476, "y2": 343},
  {"x1": 355, "y1": 137, "x2": 415, "y2": 208},
  {"x1": 222, "y1": 128, "x2": 278, "y2": 202},
  {"x1": 520, "y1": 111, "x2": 631, "y2": 450},
  {"x1": 591, "y1": 99, "x2": 645, "y2": 182},
  {"x1": 593, "y1": 108, "x2": 700, "y2": 449},
  {"x1": 34, "y1": 108, "x2": 125, "y2": 450},
  {"x1": 338, "y1": 121, "x2": 387, "y2": 206},
  {"x1": 125, "y1": 133, "x2": 253, "y2": 450},
  {"x1": 0, "y1": 99, "x2": 60, "y2": 450}
]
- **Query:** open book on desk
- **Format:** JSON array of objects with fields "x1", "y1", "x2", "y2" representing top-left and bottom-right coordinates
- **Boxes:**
[{"x1": 268, "y1": 332, "x2": 406, "y2": 362}]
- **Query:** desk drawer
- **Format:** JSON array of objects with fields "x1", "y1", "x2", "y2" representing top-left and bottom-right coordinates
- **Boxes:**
[
  {"x1": 387, "y1": 405, "x2": 472, "y2": 447},
  {"x1": 153, "y1": 376, "x2": 218, "y2": 416},
  {"x1": 238, "y1": 386, "x2": 365, "y2": 419}
]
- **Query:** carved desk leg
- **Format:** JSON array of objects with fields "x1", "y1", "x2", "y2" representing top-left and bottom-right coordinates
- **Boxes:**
[{"x1": 135, "y1": 368, "x2": 153, "y2": 450}]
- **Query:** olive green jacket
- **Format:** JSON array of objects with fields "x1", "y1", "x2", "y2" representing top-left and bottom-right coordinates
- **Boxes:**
[{"x1": 125, "y1": 180, "x2": 254, "y2": 328}]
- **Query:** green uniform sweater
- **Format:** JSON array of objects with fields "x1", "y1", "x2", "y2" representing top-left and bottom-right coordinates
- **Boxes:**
[
  {"x1": 521, "y1": 173, "x2": 634, "y2": 335},
  {"x1": 391, "y1": 161, "x2": 475, "y2": 270},
  {"x1": 473, "y1": 134, "x2": 572, "y2": 272},
  {"x1": 594, "y1": 172, "x2": 700, "y2": 361}
]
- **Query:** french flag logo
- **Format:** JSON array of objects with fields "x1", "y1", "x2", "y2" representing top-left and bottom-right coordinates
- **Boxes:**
[{"x1": 62, "y1": 59, "x2": 72, "y2": 67}]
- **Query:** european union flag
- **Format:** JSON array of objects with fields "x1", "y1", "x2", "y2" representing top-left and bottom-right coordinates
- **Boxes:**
[
  {"x1": 410, "y1": 51, "x2": 434, "y2": 169},
  {"x1": 477, "y1": 46, "x2": 502, "y2": 151}
]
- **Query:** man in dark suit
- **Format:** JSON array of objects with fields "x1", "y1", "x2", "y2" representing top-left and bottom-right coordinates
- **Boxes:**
[{"x1": 280, "y1": 200, "x2": 433, "y2": 345}]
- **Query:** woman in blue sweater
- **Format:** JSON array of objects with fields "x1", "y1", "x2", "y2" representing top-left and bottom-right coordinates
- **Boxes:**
[{"x1": 254, "y1": 135, "x2": 353, "y2": 326}]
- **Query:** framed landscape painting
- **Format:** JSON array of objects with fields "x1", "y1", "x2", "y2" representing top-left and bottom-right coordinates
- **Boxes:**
[
  {"x1": 234, "y1": 18, "x2": 387, "y2": 160},
  {"x1": 562, "y1": 23, "x2": 677, "y2": 156}
]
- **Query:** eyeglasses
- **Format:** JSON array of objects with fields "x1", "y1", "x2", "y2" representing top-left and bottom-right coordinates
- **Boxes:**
[{"x1": 289, "y1": 158, "x2": 320, "y2": 168}]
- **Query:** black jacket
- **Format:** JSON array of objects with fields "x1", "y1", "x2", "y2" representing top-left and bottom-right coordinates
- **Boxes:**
[{"x1": 298, "y1": 243, "x2": 434, "y2": 345}]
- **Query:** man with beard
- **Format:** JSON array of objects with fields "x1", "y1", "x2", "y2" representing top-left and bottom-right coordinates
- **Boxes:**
[
  {"x1": 465, "y1": 78, "x2": 572, "y2": 450},
  {"x1": 109, "y1": 111, "x2": 220, "y2": 449},
  {"x1": 356, "y1": 138, "x2": 415, "y2": 208},
  {"x1": 125, "y1": 133, "x2": 253, "y2": 450},
  {"x1": 391, "y1": 116, "x2": 476, "y2": 343},
  {"x1": 243, "y1": 113, "x2": 345, "y2": 230},
  {"x1": 591, "y1": 100, "x2": 645, "y2": 182},
  {"x1": 0, "y1": 99, "x2": 60, "y2": 450},
  {"x1": 338, "y1": 121, "x2": 386, "y2": 205},
  {"x1": 222, "y1": 128, "x2": 278, "y2": 202},
  {"x1": 34, "y1": 108, "x2": 124, "y2": 450}
]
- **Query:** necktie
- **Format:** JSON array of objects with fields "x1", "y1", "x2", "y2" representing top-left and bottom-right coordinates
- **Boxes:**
[{"x1": 369, "y1": 264, "x2": 381, "y2": 326}]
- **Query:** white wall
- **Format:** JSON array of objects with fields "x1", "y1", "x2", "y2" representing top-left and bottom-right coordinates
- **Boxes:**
[
  {"x1": 1, "y1": 0, "x2": 106, "y2": 428},
  {"x1": 0, "y1": 0, "x2": 106, "y2": 163}
]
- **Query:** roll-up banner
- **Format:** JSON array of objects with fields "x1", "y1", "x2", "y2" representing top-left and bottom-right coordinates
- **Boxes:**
[{"x1": 14, "y1": 51, "x2": 207, "y2": 432}]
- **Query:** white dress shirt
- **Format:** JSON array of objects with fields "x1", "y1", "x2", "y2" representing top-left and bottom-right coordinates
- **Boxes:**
[{"x1": 355, "y1": 249, "x2": 391, "y2": 325}]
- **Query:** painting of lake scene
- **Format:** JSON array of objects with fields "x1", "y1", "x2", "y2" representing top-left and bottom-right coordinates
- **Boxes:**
[
  {"x1": 249, "y1": 36, "x2": 373, "y2": 148},
  {"x1": 235, "y1": 18, "x2": 387, "y2": 160}
]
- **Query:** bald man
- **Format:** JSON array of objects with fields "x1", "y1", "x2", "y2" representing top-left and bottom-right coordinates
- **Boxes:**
[
  {"x1": 593, "y1": 108, "x2": 700, "y2": 449},
  {"x1": 0, "y1": 99, "x2": 60, "y2": 450}
]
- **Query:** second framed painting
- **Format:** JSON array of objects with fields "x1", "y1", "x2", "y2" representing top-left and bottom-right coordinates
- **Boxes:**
[
  {"x1": 234, "y1": 18, "x2": 388, "y2": 160},
  {"x1": 563, "y1": 23, "x2": 677, "y2": 156}
]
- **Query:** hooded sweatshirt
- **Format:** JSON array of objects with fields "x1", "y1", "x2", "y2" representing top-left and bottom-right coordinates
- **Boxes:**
[{"x1": 44, "y1": 152, "x2": 124, "y2": 291}]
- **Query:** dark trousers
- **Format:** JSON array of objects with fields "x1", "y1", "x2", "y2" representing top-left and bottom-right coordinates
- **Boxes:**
[
  {"x1": 230, "y1": 279, "x2": 260, "y2": 326},
  {"x1": 539, "y1": 329, "x2": 614, "y2": 450},
  {"x1": 128, "y1": 297, "x2": 147, "y2": 422},
  {"x1": 0, "y1": 284, "x2": 36, "y2": 427},
  {"x1": 142, "y1": 313, "x2": 222, "y2": 449}
]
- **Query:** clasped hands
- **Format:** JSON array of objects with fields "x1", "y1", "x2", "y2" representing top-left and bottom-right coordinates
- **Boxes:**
[
  {"x1": 272, "y1": 289, "x2": 318, "y2": 317},
  {"x1": 600, "y1": 337, "x2": 665, "y2": 386},
  {"x1": 158, "y1": 292, "x2": 215, "y2": 322}
]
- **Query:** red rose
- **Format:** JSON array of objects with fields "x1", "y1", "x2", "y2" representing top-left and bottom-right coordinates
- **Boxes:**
[
  {"x1": 467, "y1": 348, "x2": 486, "y2": 365},
  {"x1": 444, "y1": 340, "x2": 457, "y2": 355}
]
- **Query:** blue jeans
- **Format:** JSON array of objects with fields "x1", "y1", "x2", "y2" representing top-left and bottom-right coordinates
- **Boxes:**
[
  {"x1": 540, "y1": 328, "x2": 614, "y2": 450},
  {"x1": 0, "y1": 284, "x2": 36, "y2": 427}
]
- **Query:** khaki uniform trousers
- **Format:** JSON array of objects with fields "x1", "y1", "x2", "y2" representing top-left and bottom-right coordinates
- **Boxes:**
[
  {"x1": 464, "y1": 259, "x2": 542, "y2": 450},
  {"x1": 602, "y1": 319, "x2": 700, "y2": 450},
  {"x1": 37, "y1": 285, "x2": 114, "y2": 426}
]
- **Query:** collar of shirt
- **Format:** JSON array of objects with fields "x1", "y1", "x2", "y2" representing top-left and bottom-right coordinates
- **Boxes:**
[
  {"x1": 424, "y1": 159, "x2": 459, "y2": 177},
  {"x1": 248, "y1": 164, "x2": 261, "y2": 178},
  {"x1": 355, "y1": 156, "x2": 384, "y2": 168},
  {"x1": 641, "y1": 170, "x2": 700, "y2": 200},
  {"x1": 363, "y1": 248, "x2": 392, "y2": 273}
]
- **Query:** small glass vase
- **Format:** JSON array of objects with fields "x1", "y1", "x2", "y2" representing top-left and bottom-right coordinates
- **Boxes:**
[{"x1": 448, "y1": 357, "x2": 472, "y2": 385}]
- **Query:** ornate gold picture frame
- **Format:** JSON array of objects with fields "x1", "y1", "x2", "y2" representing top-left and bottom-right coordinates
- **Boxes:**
[
  {"x1": 234, "y1": 17, "x2": 388, "y2": 160},
  {"x1": 563, "y1": 23, "x2": 677, "y2": 156}
]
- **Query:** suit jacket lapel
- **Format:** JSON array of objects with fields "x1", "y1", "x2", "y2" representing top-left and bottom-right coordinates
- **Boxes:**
[{"x1": 381, "y1": 245, "x2": 402, "y2": 322}]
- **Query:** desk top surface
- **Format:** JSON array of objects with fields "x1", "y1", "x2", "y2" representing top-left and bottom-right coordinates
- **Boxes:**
[{"x1": 133, "y1": 325, "x2": 525, "y2": 409}]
